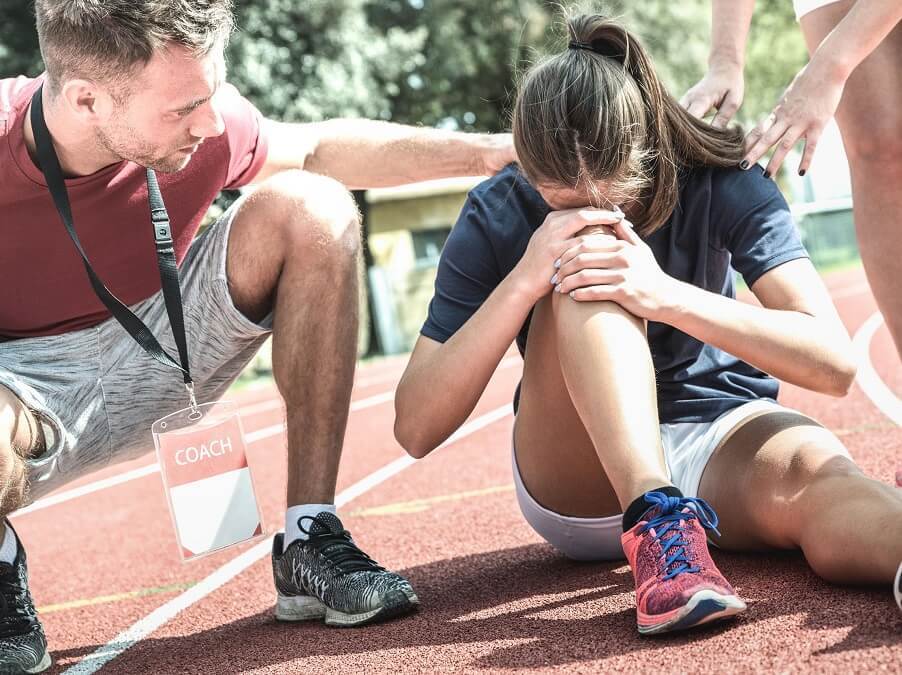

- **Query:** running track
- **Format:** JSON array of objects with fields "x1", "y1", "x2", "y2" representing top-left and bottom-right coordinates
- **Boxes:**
[{"x1": 10, "y1": 266, "x2": 901, "y2": 673}]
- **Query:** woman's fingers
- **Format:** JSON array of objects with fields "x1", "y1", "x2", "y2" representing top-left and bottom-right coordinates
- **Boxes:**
[
  {"x1": 556, "y1": 251, "x2": 625, "y2": 279},
  {"x1": 764, "y1": 126, "x2": 805, "y2": 178},
  {"x1": 551, "y1": 208, "x2": 625, "y2": 238},
  {"x1": 711, "y1": 90, "x2": 741, "y2": 129},
  {"x1": 744, "y1": 111, "x2": 791, "y2": 167},
  {"x1": 797, "y1": 128, "x2": 822, "y2": 176},
  {"x1": 555, "y1": 268, "x2": 624, "y2": 294}
]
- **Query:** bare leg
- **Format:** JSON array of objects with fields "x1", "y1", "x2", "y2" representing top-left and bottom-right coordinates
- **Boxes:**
[
  {"x1": 698, "y1": 409, "x2": 902, "y2": 583},
  {"x1": 515, "y1": 291, "x2": 670, "y2": 516},
  {"x1": 801, "y1": 5, "x2": 902, "y2": 358},
  {"x1": 226, "y1": 170, "x2": 361, "y2": 506},
  {"x1": 0, "y1": 385, "x2": 44, "y2": 535}
]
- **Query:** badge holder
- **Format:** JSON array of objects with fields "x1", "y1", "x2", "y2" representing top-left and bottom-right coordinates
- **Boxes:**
[{"x1": 152, "y1": 391, "x2": 265, "y2": 562}]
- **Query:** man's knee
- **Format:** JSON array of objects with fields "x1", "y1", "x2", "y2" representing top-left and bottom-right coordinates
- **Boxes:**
[{"x1": 252, "y1": 170, "x2": 361, "y2": 261}]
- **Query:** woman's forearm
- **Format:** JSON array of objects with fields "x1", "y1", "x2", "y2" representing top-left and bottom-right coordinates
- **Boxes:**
[
  {"x1": 709, "y1": 0, "x2": 756, "y2": 67},
  {"x1": 394, "y1": 273, "x2": 538, "y2": 457},
  {"x1": 808, "y1": 0, "x2": 902, "y2": 82},
  {"x1": 659, "y1": 278, "x2": 856, "y2": 396}
]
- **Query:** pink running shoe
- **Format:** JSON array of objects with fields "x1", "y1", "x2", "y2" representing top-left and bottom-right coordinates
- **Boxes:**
[{"x1": 621, "y1": 492, "x2": 746, "y2": 635}]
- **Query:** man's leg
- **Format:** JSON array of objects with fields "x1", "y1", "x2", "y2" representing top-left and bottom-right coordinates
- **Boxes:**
[
  {"x1": 698, "y1": 410, "x2": 902, "y2": 584},
  {"x1": 0, "y1": 385, "x2": 42, "y2": 525},
  {"x1": 0, "y1": 384, "x2": 51, "y2": 672},
  {"x1": 223, "y1": 170, "x2": 417, "y2": 626},
  {"x1": 226, "y1": 170, "x2": 359, "y2": 508}
]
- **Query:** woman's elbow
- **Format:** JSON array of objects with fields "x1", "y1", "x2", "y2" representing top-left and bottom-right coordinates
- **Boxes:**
[
  {"x1": 393, "y1": 410, "x2": 434, "y2": 459},
  {"x1": 821, "y1": 356, "x2": 858, "y2": 397}
]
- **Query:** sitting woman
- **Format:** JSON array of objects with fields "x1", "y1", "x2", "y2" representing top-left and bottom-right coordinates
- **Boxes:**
[{"x1": 393, "y1": 13, "x2": 902, "y2": 634}]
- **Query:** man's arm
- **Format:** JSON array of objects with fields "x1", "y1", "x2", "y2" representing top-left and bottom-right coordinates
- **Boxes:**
[{"x1": 252, "y1": 118, "x2": 515, "y2": 188}]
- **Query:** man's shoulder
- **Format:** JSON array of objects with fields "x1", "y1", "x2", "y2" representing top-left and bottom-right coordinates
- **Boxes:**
[{"x1": 0, "y1": 76, "x2": 38, "y2": 121}]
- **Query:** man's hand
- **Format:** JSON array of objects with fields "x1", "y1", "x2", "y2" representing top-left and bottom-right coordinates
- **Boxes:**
[{"x1": 476, "y1": 133, "x2": 518, "y2": 176}]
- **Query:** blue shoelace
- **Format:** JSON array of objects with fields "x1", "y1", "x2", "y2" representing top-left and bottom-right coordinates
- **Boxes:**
[{"x1": 639, "y1": 492, "x2": 721, "y2": 581}]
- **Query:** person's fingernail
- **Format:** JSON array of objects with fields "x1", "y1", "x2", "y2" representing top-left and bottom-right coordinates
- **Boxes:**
[
  {"x1": 763, "y1": 171, "x2": 771, "y2": 180},
  {"x1": 554, "y1": 258, "x2": 561, "y2": 269},
  {"x1": 739, "y1": 160, "x2": 750, "y2": 170},
  {"x1": 569, "y1": 291, "x2": 576, "y2": 299},
  {"x1": 550, "y1": 273, "x2": 558, "y2": 285},
  {"x1": 798, "y1": 169, "x2": 806, "y2": 177},
  {"x1": 555, "y1": 284, "x2": 562, "y2": 293}
]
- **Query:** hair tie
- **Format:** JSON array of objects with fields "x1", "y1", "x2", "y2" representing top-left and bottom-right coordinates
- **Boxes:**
[{"x1": 567, "y1": 39, "x2": 627, "y2": 64}]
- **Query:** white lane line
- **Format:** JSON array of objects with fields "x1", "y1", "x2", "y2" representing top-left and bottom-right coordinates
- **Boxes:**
[
  {"x1": 852, "y1": 311, "x2": 902, "y2": 426},
  {"x1": 14, "y1": 358, "x2": 523, "y2": 519},
  {"x1": 63, "y1": 404, "x2": 514, "y2": 674},
  {"x1": 243, "y1": 357, "x2": 520, "y2": 417},
  {"x1": 12, "y1": 389, "x2": 398, "y2": 520},
  {"x1": 13, "y1": 465, "x2": 162, "y2": 517}
]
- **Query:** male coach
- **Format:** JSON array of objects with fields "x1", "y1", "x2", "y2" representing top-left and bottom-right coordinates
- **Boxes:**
[{"x1": 0, "y1": 1, "x2": 514, "y2": 671}]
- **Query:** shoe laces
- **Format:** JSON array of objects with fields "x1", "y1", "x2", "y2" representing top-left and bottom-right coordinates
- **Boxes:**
[
  {"x1": 299, "y1": 516, "x2": 386, "y2": 575},
  {"x1": 0, "y1": 565, "x2": 36, "y2": 637},
  {"x1": 639, "y1": 492, "x2": 721, "y2": 581}
]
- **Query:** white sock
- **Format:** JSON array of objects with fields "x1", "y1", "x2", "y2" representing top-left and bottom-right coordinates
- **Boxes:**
[
  {"x1": 284, "y1": 503, "x2": 336, "y2": 551},
  {"x1": 0, "y1": 524, "x2": 17, "y2": 564}
]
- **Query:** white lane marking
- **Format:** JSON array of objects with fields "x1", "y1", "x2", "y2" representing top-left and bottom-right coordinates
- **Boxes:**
[
  {"x1": 13, "y1": 464, "x2": 162, "y2": 518},
  {"x1": 15, "y1": 357, "x2": 523, "y2": 518},
  {"x1": 12, "y1": 389, "x2": 398, "y2": 520},
  {"x1": 852, "y1": 311, "x2": 902, "y2": 426},
  {"x1": 63, "y1": 404, "x2": 514, "y2": 674}
]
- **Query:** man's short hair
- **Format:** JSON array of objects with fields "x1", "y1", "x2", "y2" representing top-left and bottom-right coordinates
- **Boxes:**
[{"x1": 35, "y1": 0, "x2": 235, "y2": 97}]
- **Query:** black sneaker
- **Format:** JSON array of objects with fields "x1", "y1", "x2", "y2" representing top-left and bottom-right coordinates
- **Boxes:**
[
  {"x1": 271, "y1": 512, "x2": 418, "y2": 627},
  {"x1": 0, "y1": 522, "x2": 50, "y2": 674}
]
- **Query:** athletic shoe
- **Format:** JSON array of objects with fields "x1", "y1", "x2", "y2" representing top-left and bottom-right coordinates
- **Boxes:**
[
  {"x1": 621, "y1": 492, "x2": 746, "y2": 635},
  {"x1": 271, "y1": 512, "x2": 418, "y2": 627},
  {"x1": 0, "y1": 521, "x2": 50, "y2": 674}
]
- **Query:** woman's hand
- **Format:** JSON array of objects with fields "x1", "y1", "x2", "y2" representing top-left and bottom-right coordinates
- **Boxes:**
[
  {"x1": 742, "y1": 61, "x2": 847, "y2": 177},
  {"x1": 511, "y1": 208, "x2": 624, "y2": 303},
  {"x1": 554, "y1": 217, "x2": 677, "y2": 321},
  {"x1": 680, "y1": 61, "x2": 745, "y2": 128}
]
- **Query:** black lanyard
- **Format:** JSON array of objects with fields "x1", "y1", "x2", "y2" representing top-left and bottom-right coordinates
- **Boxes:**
[{"x1": 29, "y1": 85, "x2": 198, "y2": 410}]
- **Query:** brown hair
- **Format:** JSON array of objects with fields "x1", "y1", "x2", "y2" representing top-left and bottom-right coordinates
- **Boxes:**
[
  {"x1": 35, "y1": 0, "x2": 235, "y2": 97},
  {"x1": 512, "y1": 13, "x2": 745, "y2": 235}
]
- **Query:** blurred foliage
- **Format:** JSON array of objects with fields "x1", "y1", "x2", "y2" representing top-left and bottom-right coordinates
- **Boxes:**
[{"x1": 0, "y1": 0, "x2": 807, "y2": 131}]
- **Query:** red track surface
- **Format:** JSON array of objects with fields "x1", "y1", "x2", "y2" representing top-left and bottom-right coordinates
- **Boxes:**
[{"x1": 11, "y1": 266, "x2": 901, "y2": 674}]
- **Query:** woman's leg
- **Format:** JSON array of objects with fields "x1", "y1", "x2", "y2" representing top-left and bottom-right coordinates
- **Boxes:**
[
  {"x1": 801, "y1": 4, "x2": 902, "y2": 358},
  {"x1": 514, "y1": 292, "x2": 669, "y2": 517},
  {"x1": 698, "y1": 408, "x2": 902, "y2": 583}
]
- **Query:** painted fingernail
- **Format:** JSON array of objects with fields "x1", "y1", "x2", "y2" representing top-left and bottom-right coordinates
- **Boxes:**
[
  {"x1": 554, "y1": 258, "x2": 561, "y2": 269},
  {"x1": 739, "y1": 160, "x2": 750, "y2": 170},
  {"x1": 550, "y1": 273, "x2": 558, "y2": 285},
  {"x1": 555, "y1": 284, "x2": 562, "y2": 293},
  {"x1": 798, "y1": 169, "x2": 806, "y2": 177},
  {"x1": 763, "y1": 171, "x2": 771, "y2": 180}
]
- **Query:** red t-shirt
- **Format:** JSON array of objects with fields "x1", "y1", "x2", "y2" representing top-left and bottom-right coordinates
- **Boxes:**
[{"x1": 0, "y1": 75, "x2": 269, "y2": 338}]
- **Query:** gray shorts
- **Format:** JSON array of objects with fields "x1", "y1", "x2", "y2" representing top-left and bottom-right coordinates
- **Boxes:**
[{"x1": 0, "y1": 199, "x2": 272, "y2": 502}]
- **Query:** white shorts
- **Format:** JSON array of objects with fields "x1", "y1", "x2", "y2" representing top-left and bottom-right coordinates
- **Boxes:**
[
  {"x1": 793, "y1": 0, "x2": 844, "y2": 21},
  {"x1": 513, "y1": 399, "x2": 797, "y2": 561}
]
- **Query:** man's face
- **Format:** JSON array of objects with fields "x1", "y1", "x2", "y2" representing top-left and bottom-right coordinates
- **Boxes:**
[{"x1": 95, "y1": 44, "x2": 227, "y2": 173}]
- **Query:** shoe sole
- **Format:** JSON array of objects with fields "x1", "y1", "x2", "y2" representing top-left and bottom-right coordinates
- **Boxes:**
[
  {"x1": 0, "y1": 648, "x2": 51, "y2": 674},
  {"x1": 274, "y1": 588, "x2": 419, "y2": 628},
  {"x1": 638, "y1": 590, "x2": 747, "y2": 635}
]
